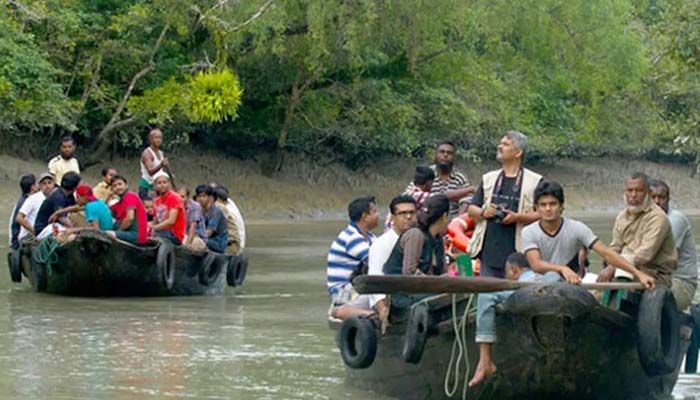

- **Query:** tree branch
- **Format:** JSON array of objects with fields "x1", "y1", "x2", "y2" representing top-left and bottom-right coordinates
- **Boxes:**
[{"x1": 202, "y1": 0, "x2": 275, "y2": 33}]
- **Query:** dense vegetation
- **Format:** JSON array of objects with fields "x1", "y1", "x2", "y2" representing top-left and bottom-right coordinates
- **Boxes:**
[{"x1": 1, "y1": 0, "x2": 700, "y2": 170}]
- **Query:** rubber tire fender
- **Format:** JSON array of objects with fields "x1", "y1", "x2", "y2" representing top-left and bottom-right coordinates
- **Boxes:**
[
  {"x1": 8, "y1": 249, "x2": 22, "y2": 283},
  {"x1": 199, "y1": 252, "x2": 225, "y2": 286},
  {"x1": 402, "y1": 303, "x2": 430, "y2": 364},
  {"x1": 226, "y1": 255, "x2": 241, "y2": 287},
  {"x1": 339, "y1": 316, "x2": 378, "y2": 369},
  {"x1": 30, "y1": 248, "x2": 47, "y2": 292},
  {"x1": 637, "y1": 286, "x2": 681, "y2": 376},
  {"x1": 233, "y1": 255, "x2": 248, "y2": 286},
  {"x1": 156, "y1": 241, "x2": 176, "y2": 290}
]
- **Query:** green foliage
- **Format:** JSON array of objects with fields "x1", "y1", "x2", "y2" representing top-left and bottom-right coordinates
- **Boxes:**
[{"x1": 4, "y1": 0, "x2": 700, "y2": 168}]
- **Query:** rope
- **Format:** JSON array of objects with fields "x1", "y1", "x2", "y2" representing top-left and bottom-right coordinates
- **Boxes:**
[
  {"x1": 444, "y1": 293, "x2": 474, "y2": 400},
  {"x1": 32, "y1": 236, "x2": 60, "y2": 273}
]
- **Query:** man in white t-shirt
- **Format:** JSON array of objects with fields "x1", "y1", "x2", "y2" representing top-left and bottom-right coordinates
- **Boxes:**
[
  {"x1": 366, "y1": 194, "x2": 418, "y2": 331},
  {"x1": 522, "y1": 180, "x2": 655, "y2": 287},
  {"x1": 48, "y1": 136, "x2": 80, "y2": 185},
  {"x1": 15, "y1": 172, "x2": 56, "y2": 242}
]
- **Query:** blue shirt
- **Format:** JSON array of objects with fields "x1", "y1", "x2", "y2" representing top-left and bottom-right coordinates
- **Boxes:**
[
  {"x1": 326, "y1": 222, "x2": 376, "y2": 294},
  {"x1": 202, "y1": 205, "x2": 228, "y2": 251},
  {"x1": 85, "y1": 199, "x2": 114, "y2": 230}
]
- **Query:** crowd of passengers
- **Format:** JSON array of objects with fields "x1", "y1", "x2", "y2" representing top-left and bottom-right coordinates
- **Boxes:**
[
  {"x1": 326, "y1": 130, "x2": 698, "y2": 386},
  {"x1": 8, "y1": 130, "x2": 245, "y2": 256}
]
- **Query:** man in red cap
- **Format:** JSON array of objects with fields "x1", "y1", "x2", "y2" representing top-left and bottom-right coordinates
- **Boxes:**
[{"x1": 51, "y1": 184, "x2": 113, "y2": 231}]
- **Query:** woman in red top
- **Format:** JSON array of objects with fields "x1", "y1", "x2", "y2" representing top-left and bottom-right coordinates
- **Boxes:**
[{"x1": 151, "y1": 171, "x2": 186, "y2": 245}]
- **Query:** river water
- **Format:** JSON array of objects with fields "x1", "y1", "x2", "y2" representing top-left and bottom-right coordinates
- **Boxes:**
[{"x1": 0, "y1": 217, "x2": 698, "y2": 399}]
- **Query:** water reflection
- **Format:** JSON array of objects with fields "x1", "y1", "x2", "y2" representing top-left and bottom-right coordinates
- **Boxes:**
[{"x1": 0, "y1": 218, "x2": 697, "y2": 399}]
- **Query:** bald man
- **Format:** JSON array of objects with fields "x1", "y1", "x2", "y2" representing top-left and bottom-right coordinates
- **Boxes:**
[{"x1": 139, "y1": 128, "x2": 169, "y2": 199}]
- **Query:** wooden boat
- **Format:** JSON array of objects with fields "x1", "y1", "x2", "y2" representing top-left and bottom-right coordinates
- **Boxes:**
[
  {"x1": 330, "y1": 279, "x2": 694, "y2": 400},
  {"x1": 6, "y1": 231, "x2": 248, "y2": 297}
]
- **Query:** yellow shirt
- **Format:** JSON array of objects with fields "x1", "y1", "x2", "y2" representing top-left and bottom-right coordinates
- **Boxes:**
[
  {"x1": 93, "y1": 181, "x2": 112, "y2": 202},
  {"x1": 48, "y1": 156, "x2": 80, "y2": 185}
]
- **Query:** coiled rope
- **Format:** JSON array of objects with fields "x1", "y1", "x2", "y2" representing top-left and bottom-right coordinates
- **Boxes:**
[
  {"x1": 32, "y1": 236, "x2": 60, "y2": 273},
  {"x1": 444, "y1": 293, "x2": 475, "y2": 400}
]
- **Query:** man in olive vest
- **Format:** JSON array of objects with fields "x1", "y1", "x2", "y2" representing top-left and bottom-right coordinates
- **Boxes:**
[{"x1": 467, "y1": 131, "x2": 543, "y2": 278}]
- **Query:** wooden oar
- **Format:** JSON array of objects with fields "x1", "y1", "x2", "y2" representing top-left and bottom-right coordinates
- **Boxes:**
[{"x1": 352, "y1": 275, "x2": 645, "y2": 294}]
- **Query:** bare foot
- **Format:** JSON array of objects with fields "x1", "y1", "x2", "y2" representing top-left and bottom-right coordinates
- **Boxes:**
[{"x1": 468, "y1": 359, "x2": 497, "y2": 387}]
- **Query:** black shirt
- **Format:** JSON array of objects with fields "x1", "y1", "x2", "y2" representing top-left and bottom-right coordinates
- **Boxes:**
[
  {"x1": 470, "y1": 176, "x2": 521, "y2": 276},
  {"x1": 10, "y1": 194, "x2": 28, "y2": 249},
  {"x1": 34, "y1": 189, "x2": 76, "y2": 235}
]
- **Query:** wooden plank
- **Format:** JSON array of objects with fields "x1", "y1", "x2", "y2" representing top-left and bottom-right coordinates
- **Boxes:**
[{"x1": 352, "y1": 275, "x2": 645, "y2": 294}]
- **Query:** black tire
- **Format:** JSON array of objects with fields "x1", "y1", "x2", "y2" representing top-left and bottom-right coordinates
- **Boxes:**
[
  {"x1": 199, "y1": 252, "x2": 225, "y2": 286},
  {"x1": 226, "y1": 255, "x2": 241, "y2": 287},
  {"x1": 402, "y1": 303, "x2": 430, "y2": 364},
  {"x1": 233, "y1": 255, "x2": 248, "y2": 286},
  {"x1": 339, "y1": 317, "x2": 378, "y2": 369},
  {"x1": 637, "y1": 287, "x2": 681, "y2": 376},
  {"x1": 7, "y1": 250, "x2": 22, "y2": 283},
  {"x1": 30, "y1": 249, "x2": 47, "y2": 292},
  {"x1": 156, "y1": 241, "x2": 175, "y2": 290}
]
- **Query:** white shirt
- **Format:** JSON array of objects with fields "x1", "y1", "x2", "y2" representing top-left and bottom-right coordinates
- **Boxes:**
[
  {"x1": 140, "y1": 147, "x2": 164, "y2": 185},
  {"x1": 226, "y1": 199, "x2": 246, "y2": 249},
  {"x1": 17, "y1": 191, "x2": 46, "y2": 240},
  {"x1": 367, "y1": 229, "x2": 400, "y2": 308}
]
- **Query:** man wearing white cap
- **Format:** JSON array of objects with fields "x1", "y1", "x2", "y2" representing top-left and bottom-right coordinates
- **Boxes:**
[
  {"x1": 16, "y1": 172, "x2": 56, "y2": 242},
  {"x1": 150, "y1": 171, "x2": 186, "y2": 245}
]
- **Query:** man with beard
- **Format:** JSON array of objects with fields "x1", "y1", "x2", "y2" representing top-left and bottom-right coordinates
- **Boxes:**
[
  {"x1": 48, "y1": 136, "x2": 80, "y2": 185},
  {"x1": 150, "y1": 171, "x2": 186, "y2": 245},
  {"x1": 106, "y1": 175, "x2": 148, "y2": 245},
  {"x1": 406, "y1": 141, "x2": 475, "y2": 218},
  {"x1": 648, "y1": 179, "x2": 696, "y2": 310},
  {"x1": 467, "y1": 131, "x2": 543, "y2": 278},
  {"x1": 598, "y1": 172, "x2": 677, "y2": 288}
]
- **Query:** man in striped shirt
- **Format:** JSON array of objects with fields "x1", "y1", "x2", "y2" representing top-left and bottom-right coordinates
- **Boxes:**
[
  {"x1": 327, "y1": 196, "x2": 378, "y2": 320},
  {"x1": 406, "y1": 141, "x2": 475, "y2": 218}
]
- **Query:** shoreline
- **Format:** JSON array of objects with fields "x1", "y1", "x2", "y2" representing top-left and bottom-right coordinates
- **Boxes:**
[{"x1": 1, "y1": 152, "x2": 700, "y2": 225}]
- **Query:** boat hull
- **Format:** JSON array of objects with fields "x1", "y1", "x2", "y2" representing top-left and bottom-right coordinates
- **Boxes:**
[
  {"x1": 14, "y1": 232, "x2": 244, "y2": 297},
  {"x1": 334, "y1": 283, "x2": 692, "y2": 400}
]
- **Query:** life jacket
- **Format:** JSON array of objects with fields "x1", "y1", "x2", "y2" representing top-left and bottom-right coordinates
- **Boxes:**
[{"x1": 383, "y1": 228, "x2": 445, "y2": 276}]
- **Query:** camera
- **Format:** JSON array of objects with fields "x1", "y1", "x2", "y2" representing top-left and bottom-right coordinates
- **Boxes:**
[{"x1": 493, "y1": 204, "x2": 507, "y2": 223}]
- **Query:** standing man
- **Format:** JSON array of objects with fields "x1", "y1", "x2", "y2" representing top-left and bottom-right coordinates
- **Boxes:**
[
  {"x1": 93, "y1": 166, "x2": 117, "y2": 203},
  {"x1": 150, "y1": 171, "x2": 186, "y2": 245},
  {"x1": 649, "y1": 179, "x2": 697, "y2": 310},
  {"x1": 48, "y1": 136, "x2": 80, "y2": 185},
  {"x1": 598, "y1": 173, "x2": 677, "y2": 288},
  {"x1": 467, "y1": 131, "x2": 542, "y2": 278},
  {"x1": 406, "y1": 141, "x2": 474, "y2": 218},
  {"x1": 9, "y1": 174, "x2": 37, "y2": 250},
  {"x1": 16, "y1": 172, "x2": 55, "y2": 243},
  {"x1": 139, "y1": 128, "x2": 168, "y2": 200},
  {"x1": 327, "y1": 196, "x2": 378, "y2": 320}
]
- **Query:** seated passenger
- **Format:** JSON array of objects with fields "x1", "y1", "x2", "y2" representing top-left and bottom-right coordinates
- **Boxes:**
[
  {"x1": 16, "y1": 172, "x2": 56, "y2": 243},
  {"x1": 213, "y1": 187, "x2": 242, "y2": 255},
  {"x1": 523, "y1": 180, "x2": 654, "y2": 286},
  {"x1": 195, "y1": 185, "x2": 228, "y2": 253},
  {"x1": 383, "y1": 194, "x2": 450, "y2": 276},
  {"x1": 47, "y1": 185, "x2": 114, "y2": 232},
  {"x1": 9, "y1": 174, "x2": 38, "y2": 250},
  {"x1": 210, "y1": 183, "x2": 246, "y2": 250},
  {"x1": 469, "y1": 253, "x2": 539, "y2": 387},
  {"x1": 385, "y1": 166, "x2": 433, "y2": 230},
  {"x1": 34, "y1": 171, "x2": 81, "y2": 239},
  {"x1": 150, "y1": 171, "x2": 186, "y2": 245},
  {"x1": 142, "y1": 197, "x2": 155, "y2": 222},
  {"x1": 93, "y1": 166, "x2": 117, "y2": 203},
  {"x1": 178, "y1": 187, "x2": 205, "y2": 250},
  {"x1": 106, "y1": 175, "x2": 148, "y2": 245},
  {"x1": 327, "y1": 196, "x2": 378, "y2": 320}
]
